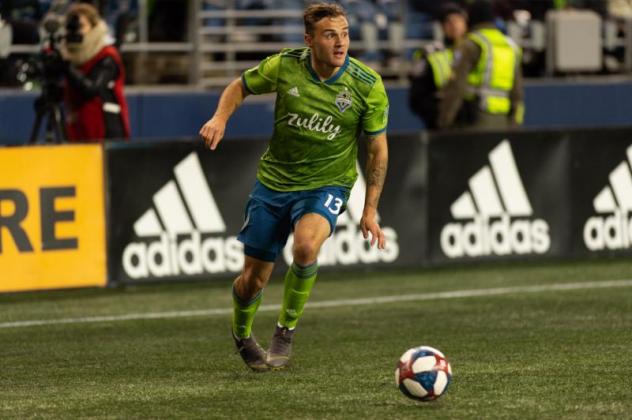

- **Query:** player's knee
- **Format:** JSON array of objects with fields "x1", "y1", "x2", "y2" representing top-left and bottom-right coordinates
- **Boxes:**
[
  {"x1": 292, "y1": 238, "x2": 319, "y2": 265},
  {"x1": 236, "y1": 270, "x2": 268, "y2": 298}
]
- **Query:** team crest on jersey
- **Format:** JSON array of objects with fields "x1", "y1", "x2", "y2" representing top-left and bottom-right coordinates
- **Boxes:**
[{"x1": 335, "y1": 88, "x2": 352, "y2": 113}]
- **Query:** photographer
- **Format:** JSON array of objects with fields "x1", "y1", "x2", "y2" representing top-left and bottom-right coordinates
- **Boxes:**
[{"x1": 62, "y1": 3, "x2": 129, "y2": 142}]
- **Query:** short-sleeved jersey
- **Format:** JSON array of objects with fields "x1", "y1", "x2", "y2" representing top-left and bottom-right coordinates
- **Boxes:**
[{"x1": 241, "y1": 47, "x2": 389, "y2": 192}]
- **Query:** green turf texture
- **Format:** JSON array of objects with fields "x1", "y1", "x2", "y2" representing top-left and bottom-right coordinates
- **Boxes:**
[{"x1": 1, "y1": 260, "x2": 632, "y2": 419}]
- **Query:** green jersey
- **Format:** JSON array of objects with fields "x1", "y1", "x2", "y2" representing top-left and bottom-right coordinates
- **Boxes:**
[{"x1": 242, "y1": 47, "x2": 389, "y2": 192}]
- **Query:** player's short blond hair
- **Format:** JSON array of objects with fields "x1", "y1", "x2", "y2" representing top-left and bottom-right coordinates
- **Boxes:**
[{"x1": 304, "y1": 2, "x2": 347, "y2": 35}]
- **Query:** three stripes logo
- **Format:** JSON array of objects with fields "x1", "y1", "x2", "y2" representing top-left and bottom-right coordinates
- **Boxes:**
[
  {"x1": 288, "y1": 86, "x2": 300, "y2": 97},
  {"x1": 584, "y1": 145, "x2": 632, "y2": 251},
  {"x1": 440, "y1": 140, "x2": 550, "y2": 258},
  {"x1": 122, "y1": 153, "x2": 243, "y2": 279},
  {"x1": 283, "y1": 161, "x2": 400, "y2": 266}
]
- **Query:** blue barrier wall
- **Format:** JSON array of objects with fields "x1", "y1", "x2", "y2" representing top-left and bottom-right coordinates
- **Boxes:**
[
  {"x1": 524, "y1": 79, "x2": 632, "y2": 128},
  {"x1": 2, "y1": 78, "x2": 632, "y2": 144}
]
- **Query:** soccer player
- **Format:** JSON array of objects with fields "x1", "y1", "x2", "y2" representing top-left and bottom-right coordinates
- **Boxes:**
[{"x1": 199, "y1": 2, "x2": 389, "y2": 372}]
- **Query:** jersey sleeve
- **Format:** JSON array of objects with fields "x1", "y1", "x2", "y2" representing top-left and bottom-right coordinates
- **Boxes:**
[
  {"x1": 362, "y1": 76, "x2": 389, "y2": 136},
  {"x1": 241, "y1": 53, "x2": 281, "y2": 95}
]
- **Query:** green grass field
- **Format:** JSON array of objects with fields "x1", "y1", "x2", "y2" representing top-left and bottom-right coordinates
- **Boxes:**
[{"x1": 2, "y1": 260, "x2": 632, "y2": 419}]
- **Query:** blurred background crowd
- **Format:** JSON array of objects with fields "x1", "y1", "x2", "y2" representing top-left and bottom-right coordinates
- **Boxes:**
[
  {"x1": 2, "y1": 0, "x2": 632, "y2": 88},
  {"x1": 3, "y1": 0, "x2": 632, "y2": 141}
]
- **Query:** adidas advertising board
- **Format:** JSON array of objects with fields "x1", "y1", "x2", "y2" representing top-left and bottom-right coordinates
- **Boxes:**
[
  {"x1": 427, "y1": 133, "x2": 569, "y2": 263},
  {"x1": 106, "y1": 138, "x2": 423, "y2": 284},
  {"x1": 107, "y1": 142, "x2": 264, "y2": 283},
  {"x1": 567, "y1": 131, "x2": 632, "y2": 255}
]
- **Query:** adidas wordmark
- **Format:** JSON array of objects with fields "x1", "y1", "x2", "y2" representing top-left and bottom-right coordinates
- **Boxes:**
[
  {"x1": 584, "y1": 145, "x2": 632, "y2": 251},
  {"x1": 122, "y1": 153, "x2": 243, "y2": 279},
  {"x1": 440, "y1": 141, "x2": 551, "y2": 258}
]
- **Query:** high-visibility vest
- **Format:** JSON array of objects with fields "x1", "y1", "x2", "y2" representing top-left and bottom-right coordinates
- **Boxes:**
[
  {"x1": 426, "y1": 49, "x2": 454, "y2": 89},
  {"x1": 554, "y1": 0, "x2": 566, "y2": 9},
  {"x1": 466, "y1": 28, "x2": 521, "y2": 115},
  {"x1": 412, "y1": 47, "x2": 454, "y2": 89}
]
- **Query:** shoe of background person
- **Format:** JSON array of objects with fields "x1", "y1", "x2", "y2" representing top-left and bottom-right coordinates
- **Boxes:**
[
  {"x1": 232, "y1": 333, "x2": 269, "y2": 372},
  {"x1": 266, "y1": 325, "x2": 294, "y2": 369}
]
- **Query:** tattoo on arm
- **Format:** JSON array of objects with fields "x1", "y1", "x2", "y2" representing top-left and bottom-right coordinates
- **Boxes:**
[
  {"x1": 367, "y1": 160, "x2": 386, "y2": 189},
  {"x1": 365, "y1": 148, "x2": 388, "y2": 209}
]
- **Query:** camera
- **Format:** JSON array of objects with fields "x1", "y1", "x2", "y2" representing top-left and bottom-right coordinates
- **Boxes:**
[
  {"x1": 16, "y1": 14, "x2": 84, "y2": 91},
  {"x1": 17, "y1": 14, "x2": 84, "y2": 144},
  {"x1": 65, "y1": 14, "x2": 83, "y2": 44}
]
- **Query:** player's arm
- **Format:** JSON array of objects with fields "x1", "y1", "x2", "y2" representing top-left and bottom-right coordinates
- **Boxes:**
[
  {"x1": 360, "y1": 132, "x2": 388, "y2": 249},
  {"x1": 199, "y1": 78, "x2": 249, "y2": 150},
  {"x1": 201, "y1": 53, "x2": 280, "y2": 150}
]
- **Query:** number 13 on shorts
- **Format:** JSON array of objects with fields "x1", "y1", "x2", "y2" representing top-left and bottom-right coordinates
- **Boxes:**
[{"x1": 324, "y1": 193, "x2": 343, "y2": 215}]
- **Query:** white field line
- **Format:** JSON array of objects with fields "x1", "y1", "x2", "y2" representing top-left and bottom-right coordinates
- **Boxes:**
[{"x1": 1, "y1": 279, "x2": 632, "y2": 330}]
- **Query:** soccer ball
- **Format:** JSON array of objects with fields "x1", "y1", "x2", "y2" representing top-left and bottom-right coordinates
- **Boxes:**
[{"x1": 395, "y1": 345, "x2": 452, "y2": 401}]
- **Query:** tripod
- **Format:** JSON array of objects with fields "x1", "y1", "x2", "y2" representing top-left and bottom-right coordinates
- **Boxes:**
[{"x1": 28, "y1": 83, "x2": 67, "y2": 144}]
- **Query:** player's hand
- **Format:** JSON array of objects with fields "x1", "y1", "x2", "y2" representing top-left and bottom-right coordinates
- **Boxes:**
[
  {"x1": 360, "y1": 211, "x2": 386, "y2": 249},
  {"x1": 199, "y1": 116, "x2": 226, "y2": 150}
]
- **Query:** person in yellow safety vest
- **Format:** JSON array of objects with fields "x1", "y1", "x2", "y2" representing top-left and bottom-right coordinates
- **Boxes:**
[
  {"x1": 438, "y1": 0, "x2": 525, "y2": 129},
  {"x1": 408, "y1": 3, "x2": 469, "y2": 129}
]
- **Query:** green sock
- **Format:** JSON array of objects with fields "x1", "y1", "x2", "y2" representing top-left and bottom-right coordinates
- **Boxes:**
[
  {"x1": 232, "y1": 286, "x2": 262, "y2": 339},
  {"x1": 278, "y1": 262, "x2": 318, "y2": 329}
]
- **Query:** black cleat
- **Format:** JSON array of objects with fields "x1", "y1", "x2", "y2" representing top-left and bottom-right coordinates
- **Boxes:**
[
  {"x1": 267, "y1": 325, "x2": 295, "y2": 370},
  {"x1": 232, "y1": 333, "x2": 269, "y2": 372}
]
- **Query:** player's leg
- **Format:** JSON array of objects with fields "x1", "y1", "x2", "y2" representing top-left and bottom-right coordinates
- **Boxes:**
[
  {"x1": 233, "y1": 180, "x2": 292, "y2": 371},
  {"x1": 280, "y1": 213, "x2": 330, "y2": 326},
  {"x1": 231, "y1": 256, "x2": 274, "y2": 372},
  {"x1": 232, "y1": 255, "x2": 274, "y2": 339},
  {"x1": 267, "y1": 213, "x2": 330, "y2": 369},
  {"x1": 267, "y1": 186, "x2": 348, "y2": 369}
]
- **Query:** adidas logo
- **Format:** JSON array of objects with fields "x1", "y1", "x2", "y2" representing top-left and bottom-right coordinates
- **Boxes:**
[
  {"x1": 440, "y1": 140, "x2": 550, "y2": 258},
  {"x1": 584, "y1": 145, "x2": 632, "y2": 251},
  {"x1": 122, "y1": 152, "x2": 243, "y2": 279},
  {"x1": 282, "y1": 161, "x2": 400, "y2": 266},
  {"x1": 288, "y1": 86, "x2": 300, "y2": 97}
]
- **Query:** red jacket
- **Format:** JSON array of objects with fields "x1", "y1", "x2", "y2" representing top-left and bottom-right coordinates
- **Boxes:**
[{"x1": 65, "y1": 46, "x2": 130, "y2": 142}]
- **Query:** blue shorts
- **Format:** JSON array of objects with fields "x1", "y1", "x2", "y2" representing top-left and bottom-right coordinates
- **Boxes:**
[{"x1": 237, "y1": 180, "x2": 350, "y2": 262}]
